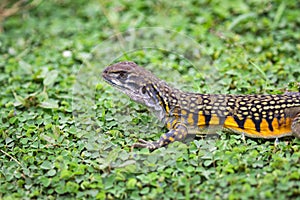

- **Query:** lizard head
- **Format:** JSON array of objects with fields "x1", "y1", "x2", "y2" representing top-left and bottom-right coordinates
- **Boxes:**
[{"x1": 102, "y1": 61, "x2": 163, "y2": 106}]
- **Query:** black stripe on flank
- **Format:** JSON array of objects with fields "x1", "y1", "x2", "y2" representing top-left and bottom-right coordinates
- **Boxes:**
[
  {"x1": 233, "y1": 116, "x2": 246, "y2": 129},
  {"x1": 252, "y1": 117, "x2": 262, "y2": 132},
  {"x1": 266, "y1": 118, "x2": 274, "y2": 132},
  {"x1": 219, "y1": 116, "x2": 226, "y2": 125},
  {"x1": 276, "y1": 116, "x2": 281, "y2": 127},
  {"x1": 192, "y1": 112, "x2": 199, "y2": 127},
  {"x1": 255, "y1": 121, "x2": 261, "y2": 132},
  {"x1": 204, "y1": 114, "x2": 211, "y2": 127}
]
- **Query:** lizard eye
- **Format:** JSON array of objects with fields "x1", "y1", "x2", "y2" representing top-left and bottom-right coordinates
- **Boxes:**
[{"x1": 117, "y1": 71, "x2": 128, "y2": 80}]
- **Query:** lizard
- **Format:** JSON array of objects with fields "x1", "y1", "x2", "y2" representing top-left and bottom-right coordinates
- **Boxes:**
[{"x1": 102, "y1": 61, "x2": 300, "y2": 150}]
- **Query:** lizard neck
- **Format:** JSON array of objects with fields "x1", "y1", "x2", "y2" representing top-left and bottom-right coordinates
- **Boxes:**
[
  {"x1": 147, "y1": 81, "x2": 184, "y2": 124},
  {"x1": 146, "y1": 80, "x2": 179, "y2": 123}
]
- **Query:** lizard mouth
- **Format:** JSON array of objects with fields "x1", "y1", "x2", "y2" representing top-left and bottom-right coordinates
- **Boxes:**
[{"x1": 102, "y1": 76, "x2": 147, "y2": 104}]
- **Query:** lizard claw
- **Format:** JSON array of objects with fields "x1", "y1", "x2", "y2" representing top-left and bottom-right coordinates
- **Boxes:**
[
  {"x1": 131, "y1": 139, "x2": 159, "y2": 151},
  {"x1": 274, "y1": 138, "x2": 279, "y2": 147}
]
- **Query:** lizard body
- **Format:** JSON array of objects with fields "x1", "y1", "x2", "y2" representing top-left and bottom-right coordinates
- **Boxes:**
[{"x1": 102, "y1": 61, "x2": 300, "y2": 150}]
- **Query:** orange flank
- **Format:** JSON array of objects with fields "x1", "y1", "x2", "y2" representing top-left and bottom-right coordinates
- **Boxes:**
[
  {"x1": 243, "y1": 118, "x2": 256, "y2": 130},
  {"x1": 210, "y1": 114, "x2": 220, "y2": 125},
  {"x1": 187, "y1": 113, "x2": 194, "y2": 126},
  {"x1": 224, "y1": 116, "x2": 293, "y2": 138},
  {"x1": 197, "y1": 112, "x2": 206, "y2": 126}
]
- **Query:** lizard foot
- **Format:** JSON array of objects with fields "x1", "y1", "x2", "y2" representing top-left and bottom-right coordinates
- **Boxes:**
[{"x1": 131, "y1": 139, "x2": 160, "y2": 151}]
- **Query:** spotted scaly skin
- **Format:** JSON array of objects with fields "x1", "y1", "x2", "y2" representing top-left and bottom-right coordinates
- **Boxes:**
[{"x1": 102, "y1": 61, "x2": 300, "y2": 150}]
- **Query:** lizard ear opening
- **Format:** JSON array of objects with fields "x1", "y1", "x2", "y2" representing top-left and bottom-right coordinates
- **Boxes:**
[{"x1": 141, "y1": 86, "x2": 147, "y2": 94}]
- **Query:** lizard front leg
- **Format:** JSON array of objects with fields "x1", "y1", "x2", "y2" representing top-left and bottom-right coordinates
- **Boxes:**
[
  {"x1": 132, "y1": 123, "x2": 188, "y2": 150},
  {"x1": 292, "y1": 113, "x2": 300, "y2": 138}
]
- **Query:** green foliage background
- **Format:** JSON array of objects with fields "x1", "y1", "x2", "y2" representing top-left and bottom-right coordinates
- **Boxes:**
[{"x1": 0, "y1": 0, "x2": 299, "y2": 199}]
